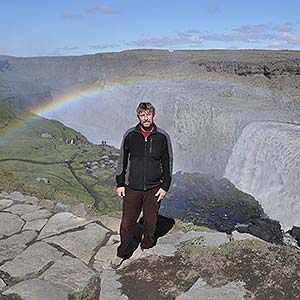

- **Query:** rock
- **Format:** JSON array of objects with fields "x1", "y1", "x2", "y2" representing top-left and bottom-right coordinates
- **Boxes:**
[
  {"x1": 231, "y1": 231, "x2": 265, "y2": 243},
  {"x1": 160, "y1": 172, "x2": 284, "y2": 244},
  {"x1": 39, "y1": 256, "x2": 95, "y2": 294},
  {"x1": 0, "y1": 278, "x2": 6, "y2": 291},
  {"x1": 0, "y1": 191, "x2": 10, "y2": 199},
  {"x1": 2, "y1": 278, "x2": 68, "y2": 300},
  {"x1": 22, "y1": 208, "x2": 52, "y2": 221},
  {"x1": 0, "y1": 199, "x2": 13, "y2": 210},
  {"x1": 236, "y1": 218, "x2": 283, "y2": 244},
  {"x1": 99, "y1": 215, "x2": 121, "y2": 232},
  {"x1": 142, "y1": 244, "x2": 177, "y2": 258},
  {"x1": 0, "y1": 212, "x2": 24, "y2": 236},
  {"x1": 2, "y1": 230, "x2": 37, "y2": 245},
  {"x1": 105, "y1": 234, "x2": 120, "y2": 246},
  {"x1": 36, "y1": 177, "x2": 50, "y2": 184},
  {"x1": 287, "y1": 226, "x2": 300, "y2": 247},
  {"x1": 24, "y1": 196, "x2": 40, "y2": 205},
  {"x1": 44, "y1": 223, "x2": 108, "y2": 264},
  {"x1": 94, "y1": 243, "x2": 119, "y2": 271},
  {"x1": 4, "y1": 204, "x2": 41, "y2": 216},
  {"x1": 71, "y1": 203, "x2": 88, "y2": 217},
  {"x1": 175, "y1": 279, "x2": 247, "y2": 300},
  {"x1": 54, "y1": 203, "x2": 72, "y2": 213},
  {"x1": 38, "y1": 212, "x2": 92, "y2": 240},
  {"x1": 23, "y1": 218, "x2": 48, "y2": 232},
  {"x1": 0, "y1": 231, "x2": 37, "y2": 264},
  {"x1": 9, "y1": 191, "x2": 25, "y2": 202},
  {"x1": 0, "y1": 242, "x2": 63, "y2": 279},
  {"x1": 157, "y1": 231, "x2": 185, "y2": 245},
  {"x1": 177, "y1": 231, "x2": 230, "y2": 247},
  {"x1": 39, "y1": 199, "x2": 55, "y2": 209},
  {"x1": 99, "y1": 270, "x2": 128, "y2": 300}
]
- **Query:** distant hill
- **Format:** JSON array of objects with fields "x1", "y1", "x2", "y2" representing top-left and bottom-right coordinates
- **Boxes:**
[{"x1": 0, "y1": 69, "x2": 51, "y2": 113}]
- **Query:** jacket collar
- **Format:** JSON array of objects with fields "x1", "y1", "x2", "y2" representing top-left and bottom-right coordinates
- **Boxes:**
[{"x1": 135, "y1": 122, "x2": 157, "y2": 134}]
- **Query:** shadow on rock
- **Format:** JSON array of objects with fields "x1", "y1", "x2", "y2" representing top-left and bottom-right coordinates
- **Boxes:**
[{"x1": 129, "y1": 215, "x2": 175, "y2": 255}]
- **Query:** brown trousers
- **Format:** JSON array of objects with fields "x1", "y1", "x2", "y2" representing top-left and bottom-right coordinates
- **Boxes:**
[{"x1": 117, "y1": 186, "x2": 160, "y2": 259}]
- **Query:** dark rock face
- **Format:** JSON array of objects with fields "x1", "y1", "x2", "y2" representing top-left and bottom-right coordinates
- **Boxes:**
[
  {"x1": 236, "y1": 218, "x2": 283, "y2": 244},
  {"x1": 160, "y1": 172, "x2": 283, "y2": 244},
  {"x1": 287, "y1": 226, "x2": 300, "y2": 246},
  {"x1": 200, "y1": 59, "x2": 300, "y2": 77}
]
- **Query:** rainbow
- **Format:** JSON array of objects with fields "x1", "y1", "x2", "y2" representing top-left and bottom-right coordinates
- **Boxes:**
[
  {"x1": 1, "y1": 78, "x2": 180, "y2": 140},
  {"x1": 0, "y1": 76, "x2": 247, "y2": 140}
]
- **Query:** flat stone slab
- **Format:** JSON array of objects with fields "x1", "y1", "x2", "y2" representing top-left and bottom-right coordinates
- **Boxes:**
[
  {"x1": 0, "y1": 278, "x2": 6, "y2": 291},
  {"x1": 142, "y1": 244, "x2": 177, "y2": 257},
  {"x1": 0, "y1": 242, "x2": 63, "y2": 279},
  {"x1": 24, "y1": 196, "x2": 40, "y2": 205},
  {"x1": 39, "y1": 199, "x2": 55, "y2": 209},
  {"x1": 99, "y1": 270, "x2": 128, "y2": 300},
  {"x1": 157, "y1": 231, "x2": 185, "y2": 245},
  {"x1": 0, "y1": 199, "x2": 13, "y2": 210},
  {"x1": 0, "y1": 231, "x2": 37, "y2": 264},
  {"x1": 9, "y1": 191, "x2": 25, "y2": 202},
  {"x1": 45, "y1": 223, "x2": 108, "y2": 264},
  {"x1": 175, "y1": 279, "x2": 247, "y2": 300},
  {"x1": 106, "y1": 234, "x2": 120, "y2": 246},
  {"x1": 4, "y1": 204, "x2": 41, "y2": 216},
  {"x1": 0, "y1": 212, "x2": 24, "y2": 236},
  {"x1": 24, "y1": 218, "x2": 48, "y2": 232},
  {"x1": 0, "y1": 191, "x2": 10, "y2": 198},
  {"x1": 177, "y1": 231, "x2": 230, "y2": 247},
  {"x1": 40, "y1": 256, "x2": 96, "y2": 294},
  {"x1": 38, "y1": 212, "x2": 92, "y2": 240},
  {"x1": 2, "y1": 278, "x2": 68, "y2": 300},
  {"x1": 99, "y1": 215, "x2": 121, "y2": 232},
  {"x1": 22, "y1": 209, "x2": 52, "y2": 222},
  {"x1": 232, "y1": 231, "x2": 265, "y2": 243},
  {"x1": 94, "y1": 243, "x2": 119, "y2": 271},
  {"x1": 2, "y1": 230, "x2": 37, "y2": 245}
]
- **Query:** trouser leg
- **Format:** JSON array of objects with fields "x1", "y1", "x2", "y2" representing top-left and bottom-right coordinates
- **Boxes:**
[
  {"x1": 141, "y1": 186, "x2": 161, "y2": 249},
  {"x1": 117, "y1": 187, "x2": 143, "y2": 259}
]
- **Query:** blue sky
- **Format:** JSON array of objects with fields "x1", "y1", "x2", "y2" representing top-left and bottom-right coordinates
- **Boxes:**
[{"x1": 1, "y1": 0, "x2": 300, "y2": 57}]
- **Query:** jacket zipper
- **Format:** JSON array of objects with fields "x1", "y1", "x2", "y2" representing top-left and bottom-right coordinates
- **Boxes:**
[
  {"x1": 149, "y1": 137, "x2": 153, "y2": 154},
  {"x1": 144, "y1": 137, "x2": 147, "y2": 190}
]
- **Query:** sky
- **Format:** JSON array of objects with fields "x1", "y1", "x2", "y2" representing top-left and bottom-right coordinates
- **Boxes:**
[{"x1": 1, "y1": 0, "x2": 300, "y2": 57}]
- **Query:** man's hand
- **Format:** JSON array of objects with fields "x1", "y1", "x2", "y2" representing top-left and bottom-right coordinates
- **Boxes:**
[
  {"x1": 116, "y1": 187, "x2": 125, "y2": 198},
  {"x1": 155, "y1": 188, "x2": 167, "y2": 202}
]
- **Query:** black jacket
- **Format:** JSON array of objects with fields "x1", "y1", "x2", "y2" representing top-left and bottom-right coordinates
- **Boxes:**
[{"x1": 116, "y1": 123, "x2": 173, "y2": 191}]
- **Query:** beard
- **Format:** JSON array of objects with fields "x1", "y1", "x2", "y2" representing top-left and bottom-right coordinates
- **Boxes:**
[{"x1": 139, "y1": 121, "x2": 154, "y2": 131}]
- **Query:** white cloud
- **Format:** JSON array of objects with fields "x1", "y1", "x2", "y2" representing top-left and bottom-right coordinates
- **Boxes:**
[
  {"x1": 233, "y1": 24, "x2": 267, "y2": 34},
  {"x1": 56, "y1": 46, "x2": 80, "y2": 52},
  {"x1": 272, "y1": 23, "x2": 293, "y2": 33},
  {"x1": 127, "y1": 33, "x2": 203, "y2": 47},
  {"x1": 87, "y1": 3, "x2": 119, "y2": 15},
  {"x1": 89, "y1": 43, "x2": 120, "y2": 49},
  {"x1": 125, "y1": 22, "x2": 300, "y2": 50}
]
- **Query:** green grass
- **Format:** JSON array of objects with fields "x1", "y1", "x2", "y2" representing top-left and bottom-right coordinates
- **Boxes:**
[{"x1": 0, "y1": 99, "x2": 121, "y2": 213}]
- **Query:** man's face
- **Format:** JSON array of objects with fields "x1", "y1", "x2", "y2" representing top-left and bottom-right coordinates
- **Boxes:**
[{"x1": 138, "y1": 110, "x2": 156, "y2": 129}]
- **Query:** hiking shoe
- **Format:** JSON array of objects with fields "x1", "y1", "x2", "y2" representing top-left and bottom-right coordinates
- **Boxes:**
[{"x1": 110, "y1": 256, "x2": 125, "y2": 269}]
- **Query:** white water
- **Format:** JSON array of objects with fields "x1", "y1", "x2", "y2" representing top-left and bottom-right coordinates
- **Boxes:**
[{"x1": 224, "y1": 121, "x2": 300, "y2": 230}]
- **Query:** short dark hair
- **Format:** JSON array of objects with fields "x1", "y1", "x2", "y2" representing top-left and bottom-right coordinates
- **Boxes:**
[{"x1": 136, "y1": 102, "x2": 155, "y2": 116}]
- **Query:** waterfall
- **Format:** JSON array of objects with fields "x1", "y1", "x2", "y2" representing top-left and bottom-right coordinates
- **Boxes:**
[{"x1": 224, "y1": 121, "x2": 300, "y2": 230}]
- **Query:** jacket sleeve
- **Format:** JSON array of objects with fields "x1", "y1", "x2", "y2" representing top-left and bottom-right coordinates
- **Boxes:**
[
  {"x1": 160, "y1": 134, "x2": 173, "y2": 191},
  {"x1": 116, "y1": 134, "x2": 129, "y2": 187}
]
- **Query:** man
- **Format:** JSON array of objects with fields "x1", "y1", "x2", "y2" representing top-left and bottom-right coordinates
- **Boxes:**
[{"x1": 111, "y1": 102, "x2": 173, "y2": 268}]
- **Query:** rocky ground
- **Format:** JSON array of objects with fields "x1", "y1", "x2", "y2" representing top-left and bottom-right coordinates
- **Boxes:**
[{"x1": 1, "y1": 190, "x2": 300, "y2": 300}]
